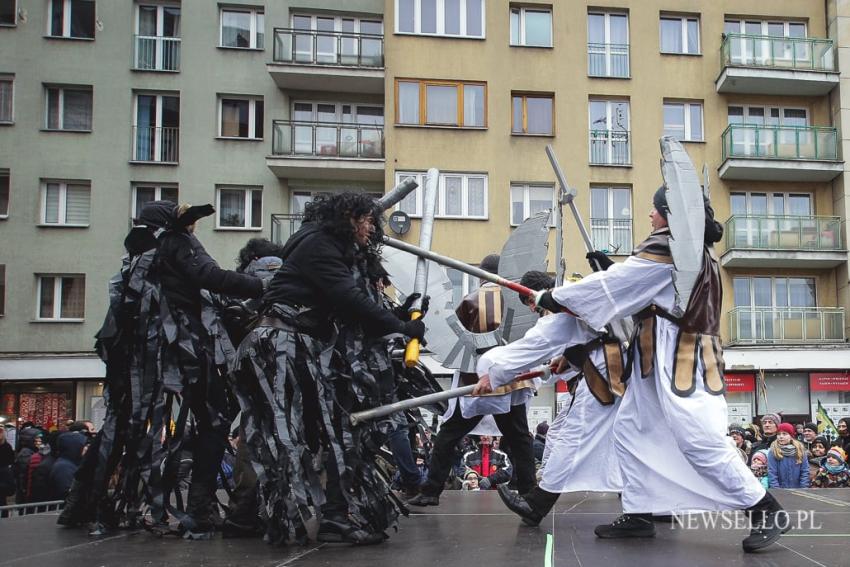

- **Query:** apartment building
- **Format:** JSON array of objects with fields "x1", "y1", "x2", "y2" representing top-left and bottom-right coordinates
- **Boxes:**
[{"x1": 0, "y1": 0, "x2": 848, "y2": 430}]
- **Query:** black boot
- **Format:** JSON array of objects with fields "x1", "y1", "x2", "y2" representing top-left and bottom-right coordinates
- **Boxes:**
[
  {"x1": 407, "y1": 484, "x2": 440, "y2": 507},
  {"x1": 742, "y1": 492, "x2": 788, "y2": 553},
  {"x1": 317, "y1": 515, "x2": 385, "y2": 546},
  {"x1": 183, "y1": 481, "x2": 216, "y2": 540},
  {"x1": 497, "y1": 485, "x2": 556, "y2": 527},
  {"x1": 57, "y1": 480, "x2": 88, "y2": 527},
  {"x1": 594, "y1": 514, "x2": 656, "y2": 538}
]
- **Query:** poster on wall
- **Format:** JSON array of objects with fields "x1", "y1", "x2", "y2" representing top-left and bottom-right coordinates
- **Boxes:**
[
  {"x1": 726, "y1": 403, "x2": 753, "y2": 426},
  {"x1": 90, "y1": 396, "x2": 107, "y2": 431},
  {"x1": 17, "y1": 392, "x2": 70, "y2": 429},
  {"x1": 527, "y1": 406, "x2": 553, "y2": 434}
]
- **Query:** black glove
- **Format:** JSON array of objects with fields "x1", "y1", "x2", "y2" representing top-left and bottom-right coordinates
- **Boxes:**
[
  {"x1": 402, "y1": 319, "x2": 426, "y2": 341},
  {"x1": 586, "y1": 250, "x2": 614, "y2": 272},
  {"x1": 536, "y1": 290, "x2": 562, "y2": 314},
  {"x1": 396, "y1": 293, "x2": 431, "y2": 320},
  {"x1": 176, "y1": 204, "x2": 215, "y2": 227}
]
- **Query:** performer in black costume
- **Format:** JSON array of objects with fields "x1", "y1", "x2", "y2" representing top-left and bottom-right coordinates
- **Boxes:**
[
  {"x1": 58, "y1": 201, "x2": 263, "y2": 538},
  {"x1": 232, "y1": 192, "x2": 426, "y2": 546}
]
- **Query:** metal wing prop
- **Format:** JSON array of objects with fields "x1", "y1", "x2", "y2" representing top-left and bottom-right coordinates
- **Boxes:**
[
  {"x1": 659, "y1": 136, "x2": 705, "y2": 317},
  {"x1": 498, "y1": 209, "x2": 551, "y2": 343}
]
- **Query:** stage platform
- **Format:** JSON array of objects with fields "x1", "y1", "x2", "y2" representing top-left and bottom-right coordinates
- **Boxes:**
[{"x1": 1, "y1": 489, "x2": 848, "y2": 566}]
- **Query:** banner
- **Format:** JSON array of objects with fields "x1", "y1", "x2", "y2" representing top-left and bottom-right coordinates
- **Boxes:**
[
  {"x1": 810, "y1": 372, "x2": 850, "y2": 392},
  {"x1": 725, "y1": 373, "x2": 755, "y2": 392}
]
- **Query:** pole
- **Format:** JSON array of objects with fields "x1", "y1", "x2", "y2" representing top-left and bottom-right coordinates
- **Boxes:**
[
  {"x1": 545, "y1": 144, "x2": 595, "y2": 253},
  {"x1": 377, "y1": 176, "x2": 418, "y2": 211}
]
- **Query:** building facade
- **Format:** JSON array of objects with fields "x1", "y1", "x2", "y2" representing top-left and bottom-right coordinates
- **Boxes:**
[{"x1": 0, "y1": 0, "x2": 848, "y2": 430}]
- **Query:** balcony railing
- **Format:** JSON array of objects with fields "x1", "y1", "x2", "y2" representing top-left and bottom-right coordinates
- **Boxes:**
[
  {"x1": 720, "y1": 33, "x2": 836, "y2": 72},
  {"x1": 728, "y1": 306, "x2": 846, "y2": 345},
  {"x1": 271, "y1": 213, "x2": 305, "y2": 245},
  {"x1": 273, "y1": 28, "x2": 384, "y2": 67},
  {"x1": 590, "y1": 218, "x2": 632, "y2": 254},
  {"x1": 721, "y1": 124, "x2": 838, "y2": 161},
  {"x1": 590, "y1": 129, "x2": 630, "y2": 165},
  {"x1": 725, "y1": 215, "x2": 843, "y2": 251},
  {"x1": 133, "y1": 35, "x2": 181, "y2": 71},
  {"x1": 132, "y1": 126, "x2": 179, "y2": 163},
  {"x1": 587, "y1": 43, "x2": 629, "y2": 78},
  {"x1": 272, "y1": 120, "x2": 384, "y2": 159}
]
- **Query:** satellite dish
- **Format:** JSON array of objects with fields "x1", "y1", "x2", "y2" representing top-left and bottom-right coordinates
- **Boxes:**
[{"x1": 388, "y1": 210, "x2": 411, "y2": 235}]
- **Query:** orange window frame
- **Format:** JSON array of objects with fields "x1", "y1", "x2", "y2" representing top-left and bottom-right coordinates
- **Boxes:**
[
  {"x1": 395, "y1": 79, "x2": 487, "y2": 128},
  {"x1": 511, "y1": 92, "x2": 555, "y2": 135}
]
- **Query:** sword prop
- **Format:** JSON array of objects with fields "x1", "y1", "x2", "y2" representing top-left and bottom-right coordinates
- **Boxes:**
[
  {"x1": 349, "y1": 364, "x2": 556, "y2": 425},
  {"x1": 377, "y1": 176, "x2": 418, "y2": 211},
  {"x1": 404, "y1": 168, "x2": 439, "y2": 367}
]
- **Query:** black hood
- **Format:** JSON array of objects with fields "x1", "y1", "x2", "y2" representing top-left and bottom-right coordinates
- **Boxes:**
[
  {"x1": 56, "y1": 432, "x2": 87, "y2": 464},
  {"x1": 17, "y1": 427, "x2": 40, "y2": 451},
  {"x1": 137, "y1": 200, "x2": 178, "y2": 229}
]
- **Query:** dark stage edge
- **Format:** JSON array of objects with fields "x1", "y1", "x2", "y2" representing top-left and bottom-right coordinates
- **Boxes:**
[{"x1": 1, "y1": 489, "x2": 848, "y2": 567}]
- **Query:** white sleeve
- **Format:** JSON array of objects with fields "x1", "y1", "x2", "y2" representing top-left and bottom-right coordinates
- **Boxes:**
[{"x1": 550, "y1": 256, "x2": 675, "y2": 332}]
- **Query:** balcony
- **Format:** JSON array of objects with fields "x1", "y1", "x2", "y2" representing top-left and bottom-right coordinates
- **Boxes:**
[
  {"x1": 716, "y1": 34, "x2": 838, "y2": 95},
  {"x1": 718, "y1": 124, "x2": 841, "y2": 182},
  {"x1": 587, "y1": 43, "x2": 629, "y2": 78},
  {"x1": 590, "y1": 218, "x2": 632, "y2": 255},
  {"x1": 727, "y1": 307, "x2": 846, "y2": 346},
  {"x1": 589, "y1": 130, "x2": 630, "y2": 166},
  {"x1": 721, "y1": 215, "x2": 846, "y2": 268},
  {"x1": 133, "y1": 35, "x2": 181, "y2": 72},
  {"x1": 131, "y1": 126, "x2": 179, "y2": 164},
  {"x1": 270, "y1": 213, "x2": 305, "y2": 245},
  {"x1": 267, "y1": 120, "x2": 384, "y2": 181},
  {"x1": 268, "y1": 28, "x2": 384, "y2": 93}
]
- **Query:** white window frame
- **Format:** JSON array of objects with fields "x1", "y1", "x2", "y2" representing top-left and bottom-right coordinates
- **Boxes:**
[
  {"x1": 730, "y1": 191, "x2": 813, "y2": 216},
  {"x1": 509, "y1": 182, "x2": 555, "y2": 227},
  {"x1": 131, "y1": 183, "x2": 178, "y2": 218},
  {"x1": 218, "y1": 95, "x2": 263, "y2": 139},
  {"x1": 659, "y1": 15, "x2": 700, "y2": 55},
  {"x1": 446, "y1": 268, "x2": 480, "y2": 304},
  {"x1": 733, "y1": 276, "x2": 817, "y2": 309},
  {"x1": 0, "y1": 168, "x2": 9, "y2": 218},
  {"x1": 663, "y1": 100, "x2": 703, "y2": 142},
  {"x1": 291, "y1": 100, "x2": 384, "y2": 123},
  {"x1": 0, "y1": 75, "x2": 13, "y2": 123},
  {"x1": 44, "y1": 85, "x2": 93, "y2": 131},
  {"x1": 590, "y1": 185, "x2": 633, "y2": 255},
  {"x1": 47, "y1": 0, "x2": 95, "y2": 39},
  {"x1": 510, "y1": 5, "x2": 552, "y2": 47},
  {"x1": 727, "y1": 105, "x2": 809, "y2": 126},
  {"x1": 40, "y1": 180, "x2": 91, "y2": 227},
  {"x1": 394, "y1": 170, "x2": 488, "y2": 219},
  {"x1": 724, "y1": 19, "x2": 807, "y2": 38},
  {"x1": 0, "y1": 0, "x2": 15, "y2": 27},
  {"x1": 132, "y1": 91, "x2": 180, "y2": 162},
  {"x1": 134, "y1": 4, "x2": 181, "y2": 71},
  {"x1": 36, "y1": 274, "x2": 86, "y2": 321},
  {"x1": 588, "y1": 99, "x2": 631, "y2": 165},
  {"x1": 587, "y1": 11, "x2": 629, "y2": 77},
  {"x1": 291, "y1": 13, "x2": 383, "y2": 33},
  {"x1": 215, "y1": 185, "x2": 263, "y2": 230},
  {"x1": 394, "y1": 0, "x2": 486, "y2": 39},
  {"x1": 219, "y1": 6, "x2": 264, "y2": 49}
]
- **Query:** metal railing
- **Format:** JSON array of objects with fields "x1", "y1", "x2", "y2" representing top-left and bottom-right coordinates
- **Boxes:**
[
  {"x1": 133, "y1": 35, "x2": 181, "y2": 71},
  {"x1": 271, "y1": 213, "x2": 305, "y2": 245},
  {"x1": 132, "y1": 126, "x2": 179, "y2": 163},
  {"x1": 589, "y1": 129, "x2": 630, "y2": 165},
  {"x1": 0, "y1": 500, "x2": 64, "y2": 519},
  {"x1": 590, "y1": 218, "x2": 632, "y2": 254},
  {"x1": 725, "y1": 215, "x2": 844, "y2": 251},
  {"x1": 272, "y1": 120, "x2": 384, "y2": 159},
  {"x1": 728, "y1": 306, "x2": 845, "y2": 345},
  {"x1": 273, "y1": 28, "x2": 384, "y2": 67},
  {"x1": 721, "y1": 124, "x2": 838, "y2": 161},
  {"x1": 720, "y1": 33, "x2": 836, "y2": 72},
  {"x1": 587, "y1": 43, "x2": 629, "y2": 78}
]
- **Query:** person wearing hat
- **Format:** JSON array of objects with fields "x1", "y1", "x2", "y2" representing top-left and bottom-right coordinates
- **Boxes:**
[
  {"x1": 811, "y1": 446, "x2": 849, "y2": 488},
  {"x1": 808, "y1": 436, "x2": 829, "y2": 483},
  {"x1": 533, "y1": 422, "x2": 549, "y2": 464},
  {"x1": 800, "y1": 422, "x2": 818, "y2": 451},
  {"x1": 729, "y1": 426, "x2": 752, "y2": 461},
  {"x1": 750, "y1": 450, "x2": 769, "y2": 489},
  {"x1": 767, "y1": 423, "x2": 809, "y2": 488},
  {"x1": 751, "y1": 413, "x2": 781, "y2": 455}
]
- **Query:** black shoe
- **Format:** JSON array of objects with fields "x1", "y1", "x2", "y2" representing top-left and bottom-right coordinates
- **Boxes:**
[
  {"x1": 497, "y1": 485, "x2": 544, "y2": 527},
  {"x1": 396, "y1": 484, "x2": 420, "y2": 502},
  {"x1": 742, "y1": 493, "x2": 788, "y2": 553},
  {"x1": 57, "y1": 480, "x2": 88, "y2": 527},
  {"x1": 317, "y1": 516, "x2": 385, "y2": 546},
  {"x1": 407, "y1": 493, "x2": 440, "y2": 507},
  {"x1": 594, "y1": 514, "x2": 656, "y2": 539},
  {"x1": 222, "y1": 518, "x2": 263, "y2": 539}
]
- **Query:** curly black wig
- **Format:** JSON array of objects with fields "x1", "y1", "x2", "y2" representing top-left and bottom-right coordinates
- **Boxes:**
[
  {"x1": 303, "y1": 192, "x2": 385, "y2": 249},
  {"x1": 236, "y1": 237, "x2": 288, "y2": 272}
]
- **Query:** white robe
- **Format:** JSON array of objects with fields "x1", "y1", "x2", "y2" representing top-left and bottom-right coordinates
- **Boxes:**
[
  {"x1": 552, "y1": 256, "x2": 766, "y2": 513},
  {"x1": 476, "y1": 313, "x2": 623, "y2": 493}
]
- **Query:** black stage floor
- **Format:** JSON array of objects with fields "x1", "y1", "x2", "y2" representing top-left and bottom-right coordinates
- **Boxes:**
[{"x1": 1, "y1": 490, "x2": 848, "y2": 567}]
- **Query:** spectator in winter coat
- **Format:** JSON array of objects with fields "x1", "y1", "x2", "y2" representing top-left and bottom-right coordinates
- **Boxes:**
[
  {"x1": 800, "y1": 423, "x2": 818, "y2": 451},
  {"x1": 808, "y1": 436, "x2": 829, "y2": 483},
  {"x1": 13, "y1": 427, "x2": 42, "y2": 504},
  {"x1": 30, "y1": 442, "x2": 56, "y2": 502},
  {"x1": 533, "y1": 422, "x2": 548, "y2": 464},
  {"x1": 49, "y1": 432, "x2": 87, "y2": 500},
  {"x1": 836, "y1": 418, "x2": 850, "y2": 455},
  {"x1": 0, "y1": 427, "x2": 15, "y2": 506},
  {"x1": 751, "y1": 413, "x2": 780, "y2": 454},
  {"x1": 811, "y1": 447, "x2": 849, "y2": 488},
  {"x1": 463, "y1": 436, "x2": 511, "y2": 490},
  {"x1": 750, "y1": 450, "x2": 769, "y2": 489},
  {"x1": 767, "y1": 423, "x2": 809, "y2": 489},
  {"x1": 729, "y1": 426, "x2": 752, "y2": 461}
]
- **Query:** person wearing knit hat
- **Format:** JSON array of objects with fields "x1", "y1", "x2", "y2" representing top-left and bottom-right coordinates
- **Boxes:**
[
  {"x1": 729, "y1": 426, "x2": 751, "y2": 460},
  {"x1": 751, "y1": 414, "x2": 781, "y2": 455},
  {"x1": 767, "y1": 423, "x2": 809, "y2": 488},
  {"x1": 811, "y1": 446, "x2": 850, "y2": 488},
  {"x1": 807, "y1": 436, "x2": 829, "y2": 483},
  {"x1": 750, "y1": 450, "x2": 769, "y2": 489}
]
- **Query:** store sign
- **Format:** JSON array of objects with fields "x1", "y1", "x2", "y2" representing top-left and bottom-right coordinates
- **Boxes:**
[
  {"x1": 810, "y1": 372, "x2": 850, "y2": 392},
  {"x1": 725, "y1": 373, "x2": 755, "y2": 392}
]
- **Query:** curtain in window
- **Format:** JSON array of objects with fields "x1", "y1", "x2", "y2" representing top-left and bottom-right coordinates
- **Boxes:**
[
  {"x1": 0, "y1": 81, "x2": 12, "y2": 122},
  {"x1": 444, "y1": 176, "x2": 462, "y2": 215},
  {"x1": 660, "y1": 19, "x2": 682, "y2": 53},
  {"x1": 63, "y1": 90, "x2": 92, "y2": 130},
  {"x1": 398, "y1": 0, "x2": 415, "y2": 32},
  {"x1": 222, "y1": 11, "x2": 250, "y2": 47},
  {"x1": 524, "y1": 11, "x2": 551, "y2": 46},
  {"x1": 138, "y1": 6, "x2": 157, "y2": 36},
  {"x1": 788, "y1": 278, "x2": 815, "y2": 307},
  {"x1": 164, "y1": 7, "x2": 180, "y2": 37},
  {"x1": 467, "y1": 177, "x2": 485, "y2": 217},
  {"x1": 444, "y1": 0, "x2": 460, "y2": 35},
  {"x1": 426, "y1": 85, "x2": 457, "y2": 125},
  {"x1": 0, "y1": 172, "x2": 8, "y2": 216},
  {"x1": 528, "y1": 186, "x2": 552, "y2": 218},
  {"x1": 44, "y1": 183, "x2": 60, "y2": 223},
  {"x1": 134, "y1": 186, "x2": 156, "y2": 216},
  {"x1": 466, "y1": 0, "x2": 482, "y2": 36},
  {"x1": 510, "y1": 185, "x2": 524, "y2": 225},
  {"x1": 398, "y1": 82, "x2": 420, "y2": 124},
  {"x1": 65, "y1": 184, "x2": 90, "y2": 224},
  {"x1": 420, "y1": 0, "x2": 436, "y2": 34},
  {"x1": 463, "y1": 84, "x2": 484, "y2": 127},
  {"x1": 663, "y1": 104, "x2": 685, "y2": 139},
  {"x1": 250, "y1": 190, "x2": 262, "y2": 228},
  {"x1": 526, "y1": 97, "x2": 552, "y2": 134},
  {"x1": 50, "y1": 0, "x2": 64, "y2": 36},
  {"x1": 47, "y1": 89, "x2": 61, "y2": 129},
  {"x1": 221, "y1": 99, "x2": 248, "y2": 137},
  {"x1": 60, "y1": 276, "x2": 85, "y2": 318},
  {"x1": 70, "y1": 0, "x2": 95, "y2": 39},
  {"x1": 40, "y1": 277, "x2": 56, "y2": 318},
  {"x1": 220, "y1": 189, "x2": 245, "y2": 227},
  {"x1": 686, "y1": 20, "x2": 699, "y2": 53}
]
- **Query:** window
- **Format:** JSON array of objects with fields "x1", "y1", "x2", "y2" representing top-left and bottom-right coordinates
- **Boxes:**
[
  {"x1": 135, "y1": 4, "x2": 181, "y2": 71},
  {"x1": 446, "y1": 268, "x2": 480, "y2": 305},
  {"x1": 220, "y1": 7, "x2": 264, "y2": 49},
  {"x1": 0, "y1": 75, "x2": 14, "y2": 123},
  {"x1": 0, "y1": 264, "x2": 4, "y2": 316},
  {"x1": 217, "y1": 186, "x2": 262, "y2": 229},
  {"x1": 288, "y1": 14, "x2": 383, "y2": 66},
  {"x1": 727, "y1": 105, "x2": 808, "y2": 126},
  {"x1": 511, "y1": 93, "x2": 553, "y2": 135},
  {"x1": 0, "y1": 0, "x2": 15, "y2": 26},
  {"x1": 284, "y1": 101, "x2": 384, "y2": 157},
  {"x1": 663, "y1": 101, "x2": 703, "y2": 141},
  {"x1": 396, "y1": 0, "x2": 484, "y2": 38},
  {"x1": 510, "y1": 5, "x2": 552, "y2": 47},
  {"x1": 219, "y1": 96, "x2": 263, "y2": 139},
  {"x1": 48, "y1": 0, "x2": 95, "y2": 39},
  {"x1": 660, "y1": 15, "x2": 699, "y2": 54},
  {"x1": 733, "y1": 277, "x2": 817, "y2": 342},
  {"x1": 131, "y1": 184, "x2": 178, "y2": 218},
  {"x1": 510, "y1": 183, "x2": 553, "y2": 226},
  {"x1": 41, "y1": 181, "x2": 91, "y2": 226},
  {"x1": 730, "y1": 191, "x2": 812, "y2": 217},
  {"x1": 133, "y1": 92, "x2": 180, "y2": 162},
  {"x1": 587, "y1": 12, "x2": 629, "y2": 77},
  {"x1": 590, "y1": 186, "x2": 632, "y2": 254},
  {"x1": 589, "y1": 99, "x2": 630, "y2": 165},
  {"x1": 45, "y1": 86, "x2": 92, "y2": 131},
  {"x1": 724, "y1": 20, "x2": 807, "y2": 67},
  {"x1": 0, "y1": 169, "x2": 8, "y2": 218},
  {"x1": 37, "y1": 275, "x2": 86, "y2": 320},
  {"x1": 395, "y1": 171, "x2": 487, "y2": 219},
  {"x1": 396, "y1": 79, "x2": 486, "y2": 127}
]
